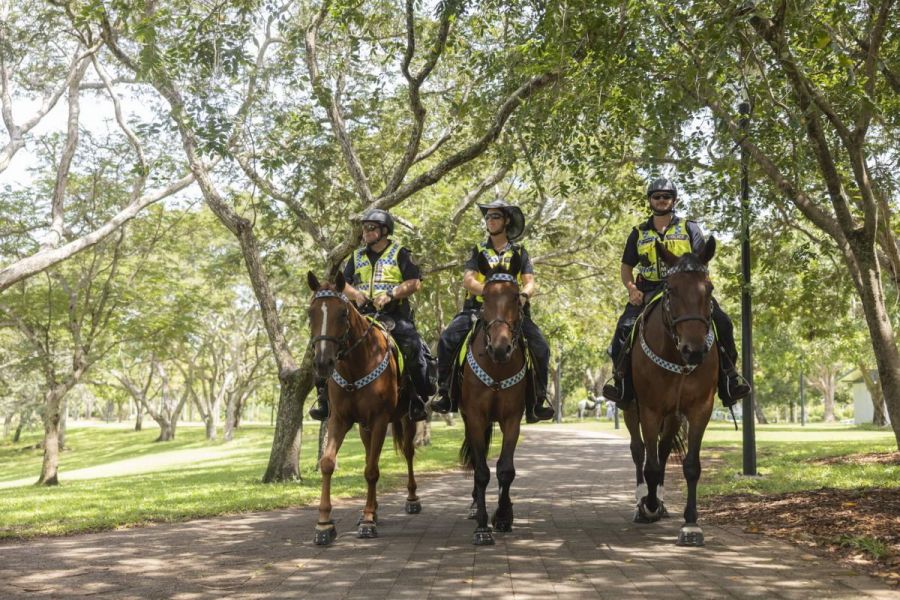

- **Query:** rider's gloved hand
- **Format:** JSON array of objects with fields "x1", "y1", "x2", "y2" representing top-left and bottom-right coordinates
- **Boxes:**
[
  {"x1": 355, "y1": 292, "x2": 370, "y2": 308},
  {"x1": 373, "y1": 294, "x2": 391, "y2": 310}
]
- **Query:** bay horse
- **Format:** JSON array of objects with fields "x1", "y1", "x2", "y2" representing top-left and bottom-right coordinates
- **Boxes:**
[
  {"x1": 624, "y1": 237, "x2": 718, "y2": 547},
  {"x1": 306, "y1": 271, "x2": 420, "y2": 545},
  {"x1": 459, "y1": 251, "x2": 527, "y2": 545}
]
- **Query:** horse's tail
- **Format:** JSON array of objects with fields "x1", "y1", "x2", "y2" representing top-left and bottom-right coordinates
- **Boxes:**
[
  {"x1": 669, "y1": 414, "x2": 688, "y2": 464},
  {"x1": 459, "y1": 421, "x2": 492, "y2": 473},
  {"x1": 392, "y1": 388, "x2": 415, "y2": 458}
]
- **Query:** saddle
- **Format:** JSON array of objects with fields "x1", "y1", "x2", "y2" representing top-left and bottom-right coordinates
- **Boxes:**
[
  {"x1": 368, "y1": 314, "x2": 437, "y2": 397},
  {"x1": 448, "y1": 318, "x2": 538, "y2": 411}
]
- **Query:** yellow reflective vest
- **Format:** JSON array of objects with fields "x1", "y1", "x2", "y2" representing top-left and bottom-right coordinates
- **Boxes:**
[
  {"x1": 635, "y1": 220, "x2": 693, "y2": 282},
  {"x1": 353, "y1": 241, "x2": 404, "y2": 298},
  {"x1": 467, "y1": 241, "x2": 525, "y2": 305}
]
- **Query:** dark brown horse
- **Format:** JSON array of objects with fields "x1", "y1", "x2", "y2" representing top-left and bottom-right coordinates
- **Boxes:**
[
  {"x1": 306, "y1": 272, "x2": 419, "y2": 545},
  {"x1": 624, "y1": 238, "x2": 718, "y2": 546},
  {"x1": 459, "y1": 251, "x2": 527, "y2": 545}
]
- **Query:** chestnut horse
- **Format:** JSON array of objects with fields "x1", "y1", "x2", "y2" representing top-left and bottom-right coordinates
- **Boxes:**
[
  {"x1": 624, "y1": 238, "x2": 718, "y2": 546},
  {"x1": 459, "y1": 251, "x2": 527, "y2": 545},
  {"x1": 306, "y1": 272, "x2": 419, "y2": 545}
]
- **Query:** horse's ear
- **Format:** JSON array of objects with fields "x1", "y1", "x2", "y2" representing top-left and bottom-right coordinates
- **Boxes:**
[
  {"x1": 307, "y1": 271, "x2": 320, "y2": 291},
  {"x1": 655, "y1": 241, "x2": 679, "y2": 267},
  {"x1": 699, "y1": 236, "x2": 716, "y2": 265},
  {"x1": 476, "y1": 248, "x2": 491, "y2": 275},
  {"x1": 508, "y1": 250, "x2": 522, "y2": 278},
  {"x1": 334, "y1": 271, "x2": 346, "y2": 292}
]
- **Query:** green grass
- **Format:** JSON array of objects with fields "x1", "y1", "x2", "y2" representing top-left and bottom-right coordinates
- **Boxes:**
[{"x1": 0, "y1": 422, "x2": 466, "y2": 539}]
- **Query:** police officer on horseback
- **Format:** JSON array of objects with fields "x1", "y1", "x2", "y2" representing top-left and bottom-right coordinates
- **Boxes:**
[
  {"x1": 431, "y1": 199, "x2": 555, "y2": 423},
  {"x1": 309, "y1": 208, "x2": 432, "y2": 422},
  {"x1": 603, "y1": 178, "x2": 751, "y2": 409}
]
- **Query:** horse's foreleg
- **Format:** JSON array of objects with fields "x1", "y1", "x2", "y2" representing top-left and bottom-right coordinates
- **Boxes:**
[
  {"x1": 492, "y1": 417, "x2": 520, "y2": 533},
  {"x1": 402, "y1": 416, "x2": 421, "y2": 514},
  {"x1": 466, "y1": 417, "x2": 493, "y2": 545},
  {"x1": 677, "y1": 409, "x2": 710, "y2": 546},
  {"x1": 637, "y1": 411, "x2": 663, "y2": 523},
  {"x1": 315, "y1": 417, "x2": 352, "y2": 545},
  {"x1": 657, "y1": 414, "x2": 680, "y2": 514}
]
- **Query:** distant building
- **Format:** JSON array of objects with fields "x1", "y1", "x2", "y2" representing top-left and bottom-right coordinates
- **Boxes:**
[{"x1": 844, "y1": 368, "x2": 890, "y2": 425}]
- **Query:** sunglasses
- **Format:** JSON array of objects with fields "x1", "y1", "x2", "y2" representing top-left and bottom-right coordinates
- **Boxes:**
[
  {"x1": 485, "y1": 213, "x2": 505, "y2": 221},
  {"x1": 362, "y1": 223, "x2": 381, "y2": 232},
  {"x1": 650, "y1": 193, "x2": 674, "y2": 201}
]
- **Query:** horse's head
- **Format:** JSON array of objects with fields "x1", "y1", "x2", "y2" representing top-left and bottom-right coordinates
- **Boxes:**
[
  {"x1": 656, "y1": 236, "x2": 716, "y2": 365},
  {"x1": 476, "y1": 249, "x2": 523, "y2": 364},
  {"x1": 307, "y1": 271, "x2": 351, "y2": 379}
]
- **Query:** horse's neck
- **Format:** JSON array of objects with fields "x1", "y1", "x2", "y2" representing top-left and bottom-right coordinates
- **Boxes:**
[
  {"x1": 644, "y1": 302, "x2": 678, "y2": 359},
  {"x1": 344, "y1": 307, "x2": 382, "y2": 366}
]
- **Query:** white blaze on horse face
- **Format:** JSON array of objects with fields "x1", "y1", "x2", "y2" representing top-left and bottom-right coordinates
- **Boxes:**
[{"x1": 319, "y1": 303, "x2": 329, "y2": 356}]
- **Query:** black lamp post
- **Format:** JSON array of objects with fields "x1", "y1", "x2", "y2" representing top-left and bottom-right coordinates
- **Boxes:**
[{"x1": 739, "y1": 100, "x2": 757, "y2": 476}]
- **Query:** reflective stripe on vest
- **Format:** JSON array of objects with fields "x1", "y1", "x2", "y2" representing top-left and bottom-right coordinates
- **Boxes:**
[
  {"x1": 635, "y1": 221, "x2": 692, "y2": 282},
  {"x1": 468, "y1": 242, "x2": 524, "y2": 304},
  {"x1": 354, "y1": 241, "x2": 404, "y2": 297}
]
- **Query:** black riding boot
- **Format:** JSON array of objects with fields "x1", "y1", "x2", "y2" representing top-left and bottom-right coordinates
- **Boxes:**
[
  {"x1": 526, "y1": 394, "x2": 555, "y2": 423},
  {"x1": 717, "y1": 345, "x2": 751, "y2": 408},
  {"x1": 309, "y1": 380, "x2": 329, "y2": 421},
  {"x1": 602, "y1": 347, "x2": 634, "y2": 411},
  {"x1": 431, "y1": 386, "x2": 453, "y2": 413},
  {"x1": 409, "y1": 393, "x2": 428, "y2": 422}
]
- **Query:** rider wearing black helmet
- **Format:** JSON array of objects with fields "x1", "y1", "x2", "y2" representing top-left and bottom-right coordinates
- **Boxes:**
[
  {"x1": 309, "y1": 208, "x2": 432, "y2": 422},
  {"x1": 602, "y1": 178, "x2": 751, "y2": 410},
  {"x1": 431, "y1": 199, "x2": 555, "y2": 423}
]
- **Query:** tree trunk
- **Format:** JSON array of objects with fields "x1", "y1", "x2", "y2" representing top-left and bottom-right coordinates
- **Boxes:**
[
  {"x1": 860, "y1": 363, "x2": 887, "y2": 426},
  {"x1": 156, "y1": 420, "x2": 174, "y2": 442},
  {"x1": 38, "y1": 384, "x2": 68, "y2": 485},
  {"x1": 134, "y1": 399, "x2": 142, "y2": 431},
  {"x1": 262, "y1": 365, "x2": 310, "y2": 482},
  {"x1": 823, "y1": 383, "x2": 836, "y2": 423},
  {"x1": 753, "y1": 399, "x2": 768, "y2": 425},
  {"x1": 3, "y1": 412, "x2": 13, "y2": 438},
  {"x1": 58, "y1": 397, "x2": 68, "y2": 450},
  {"x1": 224, "y1": 392, "x2": 237, "y2": 442},
  {"x1": 205, "y1": 415, "x2": 216, "y2": 440}
]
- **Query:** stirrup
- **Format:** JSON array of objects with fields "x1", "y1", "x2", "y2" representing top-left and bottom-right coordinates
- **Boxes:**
[
  {"x1": 409, "y1": 396, "x2": 428, "y2": 422},
  {"x1": 431, "y1": 391, "x2": 453, "y2": 414},
  {"x1": 526, "y1": 399, "x2": 555, "y2": 424}
]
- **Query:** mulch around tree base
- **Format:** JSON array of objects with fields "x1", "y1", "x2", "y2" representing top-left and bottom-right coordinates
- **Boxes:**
[{"x1": 702, "y1": 487, "x2": 900, "y2": 587}]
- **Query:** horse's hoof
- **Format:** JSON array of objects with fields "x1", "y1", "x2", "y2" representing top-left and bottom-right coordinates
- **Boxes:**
[
  {"x1": 676, "y1": 524, "x2": 704, "y2": 547},
  {"x1": 473, "y1": 527, "x2": 494, "y2": 545},
  {"x1": 357, "y1": 520, "x2": 378, "y2": 539},
  {"x1": 405, "y1": 500, "x2": 422, "y2": 514},
  {"x1": 492, "y1": 520, "x2": 512, "y2": 532},
  {"x1": 659, "y1": 501, "x2": 670, "y2": 518},
  {"x1": 636, "y1": 498, "x2": 663, "y2": 523},
  {"x1": 313, "y1": 522, "x2": 337, "y2": 546}
]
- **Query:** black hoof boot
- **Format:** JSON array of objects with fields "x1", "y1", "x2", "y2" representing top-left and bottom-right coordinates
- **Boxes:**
[
  {"x1": 313, "y1": 521, "x2": 337, "y2": 545},
  {"x1": 473, "y1": 527, "x2": 494, "y2": 545},
  {"x1": 676, "y1": 524, "x2": 705, "y2": 547},
  {"x1": 405, "y1": 499, "x2": 422, "y2": 514},
  {"x1": 491, "y1": 509, "x2": 512, "y2": 532},
  {"x1": 431, "y1": 391, "x2": 453, "y2": 414},
  {"x1": 634, "y1": 498, "x2": 663, "y2": 523},
  {"x1": 357, "y1": 520, "x2": 378, "y2": 539}
]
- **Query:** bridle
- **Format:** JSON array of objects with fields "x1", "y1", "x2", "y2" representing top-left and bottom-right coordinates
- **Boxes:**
[
  {"x1": 309, "y1": 289, "x2": 375, "y2": 361},
  {"x1": 661, "y1": 261, "x2": 714, "y2": 353},
  {"x1": 480, "y1": 273, "x2": 524, "y2": 353}
]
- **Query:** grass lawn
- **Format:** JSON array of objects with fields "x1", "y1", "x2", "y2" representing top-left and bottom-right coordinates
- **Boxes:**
[
  {"x1": 542, "y1": 418, "x2": 898, "y2": 496},
  {"x1": 0, "y1": 421, "x2": 467, "y2": 539}
]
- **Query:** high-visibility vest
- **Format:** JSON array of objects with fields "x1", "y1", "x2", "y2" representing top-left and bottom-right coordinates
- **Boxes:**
[
  {"x1": 635, "y1": 220, "x2": 693, "y2": 282},
  {"x1": 353, "y1": 241, "x2": 404, "y2": 298},
  {"x1": 467, "y1": 241, "x2": 525, "y2": 305}
]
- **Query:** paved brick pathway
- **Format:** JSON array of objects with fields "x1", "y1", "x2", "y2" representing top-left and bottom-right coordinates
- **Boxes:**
[{"x1": 0, "y1": 427, "x2": 894, "y2": 599}]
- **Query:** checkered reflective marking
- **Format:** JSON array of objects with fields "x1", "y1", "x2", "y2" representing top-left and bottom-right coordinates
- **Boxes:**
[
  {"x1": 639, "y1": 326, "x2": 715, "y2": 375},
  {"x1": 485, "y1": 273, "x2": 517, "y2": 285},
  {"x1": 331, "y1": 348, "x2": 391, "y2": 392},
  {"x1": 314, "y1": 290, "x2": 349, "y2": 303},
  {"x1": 466, "y1": 345, "x2": 526, "y2": 390}
]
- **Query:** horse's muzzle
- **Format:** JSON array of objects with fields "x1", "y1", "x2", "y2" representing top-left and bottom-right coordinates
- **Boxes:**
[
  {"x1": 680, "y1": 345, "x2": 707, "y2": 366},
  {"x1": 314, "y1": 355, "x2": 336, "y2": 379},
  {"x1": 486, "y1": 342, "x2": 513, "y2": 364}
]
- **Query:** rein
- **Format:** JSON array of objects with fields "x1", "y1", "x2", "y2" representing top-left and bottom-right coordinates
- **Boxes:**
[{"x1": 310, "y1": 289, "x2": 388, "y2": 392}]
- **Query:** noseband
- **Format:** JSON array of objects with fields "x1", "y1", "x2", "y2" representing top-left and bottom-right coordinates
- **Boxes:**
[{"x1": 480, "y1": 273, "x2": 523, "y2": 351}]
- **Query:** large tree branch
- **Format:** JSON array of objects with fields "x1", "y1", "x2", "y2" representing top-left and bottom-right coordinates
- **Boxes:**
[
  {"x1": 304, "y1": 1, "x2": 373, "y2": 204},
  {"x1": 375, "y1": 71, "x2": 560, "y2": 210},
  {"x1": 856, "y1": 0, "x2": 895, "y2": 135},
  {"x1": 450, "y1": 164, "x2": 509, "y2": 227}
]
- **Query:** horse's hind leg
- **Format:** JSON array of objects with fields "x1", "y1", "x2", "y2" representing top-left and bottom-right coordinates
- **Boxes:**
[
  {"x1": 401, "y1": 416, "x2": 421, "y2": 514},
  {"x1": 623, "y1": 408, "x2": 646, "y2": 504},
  {"x1": 358, "y1": 418, "x2": 388, "y2": 538},
  {"x1": 315, "y1": 417, "x2": 353, "y2": 545},
  {"x1": 678, "y1": 409, "x2": 710, "y2": 547},
  {"x1": 492, "y1": 416, "x2": 520, "y2": 533}
]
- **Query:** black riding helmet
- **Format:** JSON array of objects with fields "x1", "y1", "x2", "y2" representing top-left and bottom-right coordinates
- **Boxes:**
[
  {"x1": 477, "y1": 199, "x2": 525, "y2": 241},
  {"x1": 359, "y1": 208, "x2": 394, "y2": 236},
  {"x1": 647, "y1": 178, "x2": 677, "y2": 216}
]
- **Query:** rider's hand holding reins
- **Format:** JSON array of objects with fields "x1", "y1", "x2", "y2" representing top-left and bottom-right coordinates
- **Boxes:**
[
  {"x1": 626, "y1": 282, "x2": 643, "y2": 306},
  {"x1": 373, "y1": 294, "x2": 391, "y2": 310}
]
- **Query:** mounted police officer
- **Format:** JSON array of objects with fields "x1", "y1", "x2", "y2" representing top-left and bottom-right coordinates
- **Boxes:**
[
  {"x1": 431, "y1": 200, "x2": 555, "y2": 423},
  {"x1": 602, "y1": 178, "x2": 751, "y2": 409},
  {"x1": 309, "y1": 209, "x2": 431, "y2": 422}
]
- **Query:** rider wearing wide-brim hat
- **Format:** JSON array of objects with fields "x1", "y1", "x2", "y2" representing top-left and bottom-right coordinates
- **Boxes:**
[
  {"x1": 602, "y1": 178, "x2": 751, "y2": 410},
  {"x1": 431, "y1": 199, "x2": 555, "y2": 423},
  {"x1": 309, "y1": 208, "x2": 433, "y2": 422}
]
